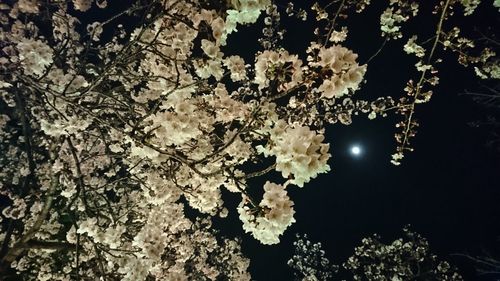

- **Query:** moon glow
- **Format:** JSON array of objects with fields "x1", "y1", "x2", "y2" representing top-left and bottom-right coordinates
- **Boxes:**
[{"x1": 350, "y1": 145, "x2": 362, "y2": 156}]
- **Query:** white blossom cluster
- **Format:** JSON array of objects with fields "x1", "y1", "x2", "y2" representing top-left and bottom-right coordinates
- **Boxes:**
[
  {"x1": 254, "y1": 49, "x2": 304, "y2": 92},
  {"x1": 475, "y1": 61, "x2": 500, "y2": 79},
  {"x1": 287, "y1": 229, "x2": 467, "y2": 281},
  {"x1": 379, "y1": 0, "x2": 419, "y2": 39},
  {"x1": 288, "y1": 234, "x2": 338, "y2": 281},
  {"x1": 72, "y1": 0, "x2": 92, "y2": 11},
  {"x1": 329, "y1": 27, "x2": 348, "y2": 43},
  {"x1": 46, "y1": 69, "x2": 89, "y2": 93},
  {"x1": 127, "y1": 204, "x2": 191, "y2": 278},
  {"x1": 196, "y1": 39, "x2": 225, "y2": 80},
  {"x1": 176, "y1": 164, "x2": 225, "y2": 215},
  {"x1": 380, "y1": 8, "x2": 407, "y2": 39},
  {"x1": 403, "y1": 35, "x2": 425, "y2": 58},
  {"x1": 16, "y1": 0, "x2": 40, "y2": 14},
  {"x1": 238, "y1": 181, "x2": 295, "y2": 244},
  {"x1": 344, "y1": 228, "x2": 464, "y2": 281},
  {"x1": 223, "y1": 0, "x2": 271, "y2": 44},
  {"x1": 204, "y1": 83, "x2": 252, "y2": 125},
  {"x1": 258, "y1": 120, "x2": 331, "y2": 187},
  {"x1": 15, "y1": 38, "x2": 53, "y2": 77},
  {"x1": 0, "y1": 114, "x2": 9, "y2": 136},
  {"x1": 224, "y1": 55, "x2": 248, "y2": 81},
  {"x1": 310, "y1": 45, "x2": 367, "y2": 99},
  {"x1": 1, "y1": 196, "x2": 27, "y2": 220},
  {"x1": 459, "y1": 0, "x2": 481, "y2": 15},
  {"x1": 143, "y1": 96, "x2": 208, "y2": 147},
  {"x1": 40, "y1": 116, "x2": 91, "y2": 138}
]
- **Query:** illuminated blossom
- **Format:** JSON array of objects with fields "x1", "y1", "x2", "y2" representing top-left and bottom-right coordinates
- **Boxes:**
[
  {"x1": 238, "y1": 182, "x2": 295, "y2": 244},
  {"x1": 254, "y1": 49, "x2": 303, "y2": 92}
]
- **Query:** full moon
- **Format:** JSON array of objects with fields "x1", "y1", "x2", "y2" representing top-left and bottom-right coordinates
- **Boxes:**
[{"x1": 350, "y1": 145, "x2": 362, "y2": 156}]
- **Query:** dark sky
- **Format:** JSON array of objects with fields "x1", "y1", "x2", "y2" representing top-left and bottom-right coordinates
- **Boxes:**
[{"x1": 216, "y1": 1, "x2": 500, "y2": 280}]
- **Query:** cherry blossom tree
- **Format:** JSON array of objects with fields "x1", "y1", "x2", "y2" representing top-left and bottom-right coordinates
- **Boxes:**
[
  {"x1": 288, "y1": 233, "x2": 338, "y2": 281},
  {"x1": 288, "y1": 228, "x2": 464, "y2": 281},
  {"x1": 0, "y1": 0, "x2": 498, "y2": 280},
  {"x1": 463, "y1": 83, "x2": 500, "y2": 151}
]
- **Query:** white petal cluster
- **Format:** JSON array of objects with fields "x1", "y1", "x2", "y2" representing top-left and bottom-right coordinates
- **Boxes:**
[
  {"x1": 51, "y1": 9, "x2": 81, "y2": 42},
  {"x1": 228, "y1": 132, "x2": 253, "y2": 162},
  {"x1": 175, "y1": 164, "x2": 225, "y2": 215},
  {"x1": 460, "y1": 0, "x2": 480, "y2": 15},
  {"x1": 379, "y1": 2, "x2": 419, "y2": 39},
  {"x1": 86, "y1": 22, "x2": 103, "y2": 42},
  {"x1": 205, "y1": 83, "x2": 251, "y2": 124},
  {"x1": 133, "y1": 223, "x2": 169, "y2": 261},
  {"x1": 238, "y1": 181, "x2": 295, "y2": 244},
  {"x1": 288, "y1": 234, "x2": 337, "y2": 281},
  {"x1": 192, "y1": 11, "x2": 226, "y2": 45},
  {"x1": 201, "y1": 39, "x2": 221, "y2": 59},
  {"x1": 345, "y1": 229, "x2": 464, "y2": 280},
  {"x1": 194, "y1": 59, "x2": 224, "y2": 80},
  {"x1": 72, "y1": 0, "x2": 92, "y2": 12},
  {"x1": 223, "y1": 0, "x2": 271, "y2": 45},
  {"x1": 381, "y1": 8, "x2": 403, "y2": 38},
  {"x1": 195, "y1": 39, "x2": 224, "y2": 80},
  {"x1": 116, "y1": 257, "x2": 151, "y2": 281},
  {"x1": 17, "y1": 0, "x2": 40, "y2": 14},
  {"x1": 254, "y1": 50, "x2": 303, "y2": 91},
  {"x1": 45, "y1": 68, "x2": 88, "y2": 93},
  {"x1": 403, "y1": 35, "x2": 425, "y2": 58},
  {"x1": 142, "y1": 173, "x2": 182, "y2": 206},
  {"x1": 224, "y1": 55, "x2": 247, "y2": 81},
  {"x1": 0, "y1": 114, "x2": 9, "y2": 136},
  {"x1": 183, "y1": 175, "x2": 223, "y2": 214},
  {"x1": 1, "y1": 197, "x2": 27, "y2": 219},
  {"x1": 475, "y1": 61, "x2": 500, "y2": 80},
  {"x1": 16, "y1": 38, "x2": 53, "y2": 77},
  {"x1": 329, "y1": 27, "x2": 348, "y2": 43},
  {"x1": 124, "y1": 204, "x2": 191, "y2": 278},
  {"x1": 40, "y1": 116, "x2": 91, "y2": 138},
  {"x1": 144, "y1": 97, "x2": 213, "y2": 147},
  {"x1": 313, "y1": 46, "x2": 366, "y2": 99},
  {"x1": 258, "y1": 120, "x2": 331, "y2": 187},
  {"x1": 77, "y1": 217, "x2": 99, "y2": 238}
]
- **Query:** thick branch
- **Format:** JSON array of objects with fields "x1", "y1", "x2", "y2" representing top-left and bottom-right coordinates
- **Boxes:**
[
  {"x1": 14, "y1": 90, "x2": 37, "y2": 195},
  {"x1": 26, "y1": 240, "x2": 75, "y2": 251},
  {"x1": 0, "y1": 171, "x2": 59, "y2": 264}
]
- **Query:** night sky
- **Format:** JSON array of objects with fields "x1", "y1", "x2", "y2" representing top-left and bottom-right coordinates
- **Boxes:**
[{"x1": 214, "y1": 1, "x2": 500, "y2": 280}]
